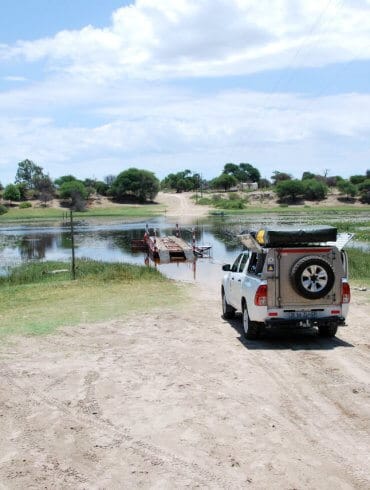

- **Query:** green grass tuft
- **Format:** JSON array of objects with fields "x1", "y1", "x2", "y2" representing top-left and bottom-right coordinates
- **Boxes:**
[{"x1": 347, "y1": 248, "x2": 370, "y2": 283}]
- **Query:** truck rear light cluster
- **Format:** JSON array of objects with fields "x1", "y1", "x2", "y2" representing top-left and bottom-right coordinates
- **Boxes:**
[
  {"x1": 254, "y1": 285, "x2": 267, "y2": 306},
  {"x1": 342, "y1": 282, "x2": 351, "y2": 304}
]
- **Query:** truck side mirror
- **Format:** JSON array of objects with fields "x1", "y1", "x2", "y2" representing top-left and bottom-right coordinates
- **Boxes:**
[{"x1": 222, "y1": 264, "x2": 231, "y2": 271}]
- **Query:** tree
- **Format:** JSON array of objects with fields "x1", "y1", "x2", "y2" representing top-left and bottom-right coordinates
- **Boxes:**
[
  {"x1": 337, "y1": 180, "x2": 357, "y2": 200},
  {"x1": 326, "y1": 175, "x2": 342, "y2": 187},
  {"x1": 37, "y1": 176, "x2": 55, "y2": 206},
  {"x1": 258, "y1": 178, "x2": 271, "y2": 189},
  {"x1": 239, "y1": 163, "x2": 260, "y2": 183},
  {"x1": 95, "y1": 181, "x2": 109, "y2": 196},
  {"x1": 104, "y1": 175, "x2": 116, "y2": 186},
  {"x1": 111, "y1": 168, "x2": 159, "y2": 202},
  {"x1": 276, "y1": 179, "x2": 304, "y2": 202},
  {"x1": 302, "y1": 171, "x2": 316, "y2": 180},
  {"x1": 223, "y1": 162, "x2": 260, "y2": 183},
  {"x1": 350, "y1": 175, "x2": 366, "y2": 185},
  {"x1": 59, "y1": 180, "x2": 89, "y2": 210},
  {"x1": 223, "y1": 163, "x2": 240, "y2": 177},
  {"x1": 54, "y1": 175, "x2": 77, "y2": 187},
  {"x1": 302, "y1": 179, "x2": 328, "y2": 201},
  {"x1": 3, "y1": 184, "x2": 21, "y2": 202},
  {"x1": 210, "y1": 174, "x2": 238, "y2": 191},
  {"x1": 358, "y1": 179, "x2": 370, "y2": 204},
  {"x1": 271, "y1": 171, "x2": 292, "y2": 185},
  {"x1": 15, "y1": 159, "x2": 45, "y2": 189},
  {"x1": 161, "y1": 170, "x2": 200, "y2": 193},
  {"x1": 16, "y1": 182, "x2": 28, "y2": 200}
]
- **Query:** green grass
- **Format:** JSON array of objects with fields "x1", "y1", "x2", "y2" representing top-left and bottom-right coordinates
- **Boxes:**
[
  {"x1": 347, "y1": 249, "x2": 370, "y2": 284},
  {"x1": 0, "y1": 260, "x2": 186, "y2": 337},
  {"x1": 0, "y1": 204, "x2": 165, "y2": 222},
  {"x1": 209, "y1": 205, "x2": 370, "y2": 214}
]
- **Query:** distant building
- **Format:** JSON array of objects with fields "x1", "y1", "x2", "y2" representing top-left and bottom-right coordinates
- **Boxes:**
[{"x1": 240, "y1": 182, "x2": 258, "y2": 191}]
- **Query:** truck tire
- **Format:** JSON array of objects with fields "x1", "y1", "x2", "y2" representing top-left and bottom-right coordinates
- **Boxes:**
[
  {"x1": 242, "y1": 304, "x2": 260, "y2": 340},
  {"x1": 222, "y1": 289, "x2": 235, "y2": 319},
  {"x1": 318, "y1": 323, "x2": 338, "y2": 338},
  {"x1": 291, "y1": 256, "x2": 335, "y2": 300}
]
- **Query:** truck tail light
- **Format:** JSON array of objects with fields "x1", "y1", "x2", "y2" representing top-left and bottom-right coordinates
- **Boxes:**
[
  {"x1": 342, "y1": 282, "x2": 351, "y2": 304},
  {"x1": 254, "y1": 285, "x2": 267, "y2": 306}
]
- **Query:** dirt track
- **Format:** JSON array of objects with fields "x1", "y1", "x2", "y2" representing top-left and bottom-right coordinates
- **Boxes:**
[
  {"x1": 1, "y1": 280, "x2": 370, "y2": 489},
  {"x1": 156, "y1": 191, "x2": 211, "y2": 221},
  {"x1": 1, "y1": 194, "x2": 369, "y2": 488}
]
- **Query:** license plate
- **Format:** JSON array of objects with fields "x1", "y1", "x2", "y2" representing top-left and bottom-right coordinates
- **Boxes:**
[{"x1": 289, "y1": 311, "x2": 317, "y2": 320}]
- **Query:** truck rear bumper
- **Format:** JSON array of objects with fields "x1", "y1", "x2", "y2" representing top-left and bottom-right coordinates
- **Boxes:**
[{"x1": 265, "y1": 316, "x2": 345, "y2": 328}]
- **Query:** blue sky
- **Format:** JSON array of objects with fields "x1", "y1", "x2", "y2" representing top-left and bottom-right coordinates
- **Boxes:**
[{"x1": 0, "y1": 0, "x2": 370, "y2": 184}]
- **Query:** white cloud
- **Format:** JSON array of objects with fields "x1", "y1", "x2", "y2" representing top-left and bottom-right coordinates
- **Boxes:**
[
  {"x1": 3, "y1": 76, "x2": 27, "y2": 82},
  {"x1": 1, "y1": 0, "x2": 370, "y2": 80},
  {"x1": 0, "y1": 82, "x2": 369, "y2": 183},
  {"x1": 0, "y1": 0, "x2": 369, "y2": 184}
]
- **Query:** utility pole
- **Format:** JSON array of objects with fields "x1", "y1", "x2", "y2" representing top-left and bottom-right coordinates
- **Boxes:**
[{"x1": 70, "y1": 210, "x2": 76, "y2": 280}]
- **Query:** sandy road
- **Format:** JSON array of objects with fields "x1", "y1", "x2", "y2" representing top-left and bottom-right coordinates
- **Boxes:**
[
  {"x1": 156, "y1": 191, "x2": 211, "y2": 221},
  {"x1": 0, "y1": 281, "x2": 369, "y2": 489}
]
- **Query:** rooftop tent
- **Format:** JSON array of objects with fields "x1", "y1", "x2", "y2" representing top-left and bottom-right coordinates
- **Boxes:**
[{"x1": 254, "y1": 226, "x2": 338, "y2": 247}]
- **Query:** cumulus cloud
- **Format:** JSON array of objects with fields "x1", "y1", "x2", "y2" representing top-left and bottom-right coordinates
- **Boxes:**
[
  {"x1": 1, "y1": 80, "x2": 370, "y2": 182},
  {"x1": 0, "y1": 0, "x2": 369, "y2": 183},
  {"x1": 1, "y1": 0, "x2": 370, "y2": 79}
]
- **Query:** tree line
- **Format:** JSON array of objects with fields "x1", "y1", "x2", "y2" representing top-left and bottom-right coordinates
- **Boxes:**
[{"x1": 0, "y1": 159, "x2": 369, "y2": 213}]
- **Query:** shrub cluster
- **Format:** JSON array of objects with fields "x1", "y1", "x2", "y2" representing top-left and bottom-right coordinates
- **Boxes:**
[{"x1": 19, "y1": 201, "x2": 32, "y2": 209}]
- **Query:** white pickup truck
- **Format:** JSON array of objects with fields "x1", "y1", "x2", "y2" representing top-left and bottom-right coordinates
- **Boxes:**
[{"x1": 221, "y1": 226, "x2": 352, "y2": 340}]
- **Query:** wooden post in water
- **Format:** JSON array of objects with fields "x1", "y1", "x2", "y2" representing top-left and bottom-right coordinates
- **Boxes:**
[
  {"x1": 70, "y1": 210, "x2": 76, "y2": 280},
  {"x1": 192, "y1": 227, "x2": 196, "y2": 253}
]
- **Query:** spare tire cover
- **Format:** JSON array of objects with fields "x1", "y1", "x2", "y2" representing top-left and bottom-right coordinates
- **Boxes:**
[{"x1": 290, "y1": 255, "x2": 335, "y2": 299}]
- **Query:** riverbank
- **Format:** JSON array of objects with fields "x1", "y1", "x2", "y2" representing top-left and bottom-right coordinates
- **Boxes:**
[
  {"x1": 0, "y1": 191, "x2": 369, "y2": 223},
  {"x1": 0, "y1": 260, "x2": 186, "y2": 337}
]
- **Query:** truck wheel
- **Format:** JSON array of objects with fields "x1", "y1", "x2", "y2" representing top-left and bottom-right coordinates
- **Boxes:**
[
  {"x1": 291, "y1": 256, "x2": 335, "y2": 300},
  {"x1": 318, "y1": 323, "x2": 338, "y2": 338},
  {"x1": 242, "y1": 305, "x2": 260, "y2": 340},
  {"x1": 222, "y1": 290, "x2": 235, "y2": 319}
]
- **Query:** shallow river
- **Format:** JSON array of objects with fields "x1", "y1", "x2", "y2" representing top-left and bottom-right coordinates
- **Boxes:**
[{"x1": 0, "y1": 212, "x2": 368, "y2": 283}]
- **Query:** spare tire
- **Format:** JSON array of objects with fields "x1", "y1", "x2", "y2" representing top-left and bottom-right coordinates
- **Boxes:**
[{"x1": 290, "y1": 255, "x2": 335, "y2": 300}]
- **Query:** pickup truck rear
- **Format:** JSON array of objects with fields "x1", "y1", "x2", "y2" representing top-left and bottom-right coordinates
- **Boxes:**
[{"x1": 221, "y1": 226, "x2": 352, "y2": 340}]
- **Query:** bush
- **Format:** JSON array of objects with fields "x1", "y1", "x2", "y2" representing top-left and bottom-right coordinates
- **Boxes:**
[
  {"x1": 350, "y1": 175, "x2": 366, "y2": 185},
  {"x1": 337, "y1": 180, "x2": 358, "y2": 199},
  {"x1": 59, "y1": 180, "x2": 88, "y2": 200},
  {"x1": 302, "y1": 179, "x2": 328, "y2": 200},
  {"x1": 358, "y1": 179, "x2": 370, "y2": 204},
  {"x1": 59, "y1": 180, "x2": 89, "y2": 210},
  {"x1": 19, "y1": 201, "x2": 32, "y2": 209},
  {"x1": 196, "y1": 197, "x2": 213, "y2": 205},
  {"x1": 3, "y1": 184, "x2": 21, "y2": 202},
  {"x1": 0, "y1": 204, "x2": 8, "y2": 215},
  {"x1": 215, "y1": 199, "x2": 245, "y2": 210},
  {"x1": 276, "y1": 179, "x2": 304, "y2": 202},
  {"x1": 112, "y1": 168, "x2": 159, "y2": 202}
]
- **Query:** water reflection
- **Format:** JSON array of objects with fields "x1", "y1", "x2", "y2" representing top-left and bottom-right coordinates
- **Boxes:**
[
  {"x1": 0, "y1": 213, "x2": 368, "y2": 283},
  {"x1": 19, "y1": 234, "x2": 54, "y2": 260}
]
